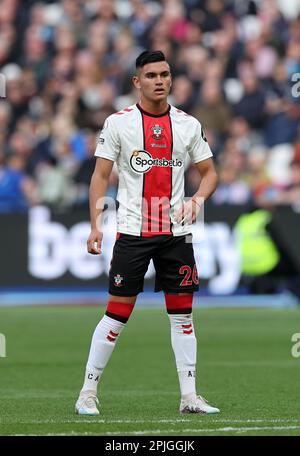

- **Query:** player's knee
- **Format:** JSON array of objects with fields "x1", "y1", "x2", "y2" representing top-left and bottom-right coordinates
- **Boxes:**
[
  {"x1": 165, "y1": 293, "x2": 193, "y2": 315},
  {"x1": 105, "y1": 299, "x2": 135, "y2": 323},
  {"x1": 169, "y1": 313, "x2": 195, "y2": 337}
]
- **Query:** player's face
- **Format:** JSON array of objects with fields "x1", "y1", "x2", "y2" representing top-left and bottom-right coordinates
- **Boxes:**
[{"x1": 133, "y1": 61, "x2": 172, "y2": 103}]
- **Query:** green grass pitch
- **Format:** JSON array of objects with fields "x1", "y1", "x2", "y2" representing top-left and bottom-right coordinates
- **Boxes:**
[{"x1": 0, "y1": 305, "x2": 300, "y2": 436}]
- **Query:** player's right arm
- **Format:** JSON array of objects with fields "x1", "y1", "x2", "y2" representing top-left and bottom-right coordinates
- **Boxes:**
[{"x1": 87, "y1": 157, "x2": 114, "y2": 254}]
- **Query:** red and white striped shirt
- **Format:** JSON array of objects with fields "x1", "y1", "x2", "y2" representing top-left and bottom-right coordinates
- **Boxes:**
[{"x1": 95, "y1": 103, "x2": 213, "y2": 237}]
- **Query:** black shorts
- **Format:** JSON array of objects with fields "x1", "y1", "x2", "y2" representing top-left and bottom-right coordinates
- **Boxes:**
[{"x1": 109, "y1": 233, "x2": 199, "y2": 296}]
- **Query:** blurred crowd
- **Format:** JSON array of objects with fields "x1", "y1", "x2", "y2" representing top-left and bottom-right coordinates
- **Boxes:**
[{"x1": 1, "y1": 0, "x2": 300, "y2": 213}]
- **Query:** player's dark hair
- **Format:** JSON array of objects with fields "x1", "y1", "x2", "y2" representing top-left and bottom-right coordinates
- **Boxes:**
[{"x1": 135, "y1": 50, "x2": 166, "y2": 69}]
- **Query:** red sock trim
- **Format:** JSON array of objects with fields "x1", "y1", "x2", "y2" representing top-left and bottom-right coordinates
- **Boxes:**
[
  {"x1": 165, "y1": 294, "x2": 193, "y2": 311},
  {"x1": 106, "y1": 300, "x2": 134, "y2": 319}
]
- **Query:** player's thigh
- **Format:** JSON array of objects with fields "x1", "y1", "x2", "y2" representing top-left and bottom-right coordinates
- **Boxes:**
[
  {"x1": 109, "y1": 234, "x2": 152, "y2": 296},
  {"x1": 153, "y1": 235, "x2": 199, "y2": 293},
  {"x1": 108, "y1": 294, "x2": 138, "y2": 305}
]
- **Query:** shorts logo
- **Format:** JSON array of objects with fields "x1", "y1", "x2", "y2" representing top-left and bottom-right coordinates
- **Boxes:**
[
  {"x1": 114, "y1": 274, "x2": 124, "y2": 287},
  {"x1": 151, "y1": 124, "x2": 164, "y2": 140},
  {"x1": 130, "y1": 150, "x2": 182, "y2": 174}
]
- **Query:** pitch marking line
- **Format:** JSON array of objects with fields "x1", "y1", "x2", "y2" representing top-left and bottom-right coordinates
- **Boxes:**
[
  {"x1": 129, "y1": 426, "x2": 300, "y2": 435},
  {"x1": 5, "y1": 419, "x2": 300, "y2": 425},
  {"x1": 111, "y1": 426, "x2": 300, "y2": 435},
  {"x1": 13, "y1": 426, "x2": 300, "y2": 436}
]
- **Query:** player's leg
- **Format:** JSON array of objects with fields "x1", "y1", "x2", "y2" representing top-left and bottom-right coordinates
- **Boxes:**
[
  {"x1": 76, "y1": 294, "x2": 136, "y2": 415},
  {"x1": 76, "y1": 234, "x2": 152, "y2": 415},
  {"x1": 154, "y1": 235, "x2": 220, "y2": 414},
  {"x1": 81, "y1": 296, "x2": 136, "y2": 390},
  {"x1": 84, "y1": 294, "x2": 137, "y2": 388},
  {"x1": 153, "y1": 236, "x2": 199, "y2": 400},
  {"x1": 165, "y1": 292, "x2": 197, "y2": 396},
  {"x1": 164, "y1": 292, "x2": 218, "y2": 413}
]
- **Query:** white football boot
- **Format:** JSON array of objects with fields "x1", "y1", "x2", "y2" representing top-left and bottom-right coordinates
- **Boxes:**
[
  {"x1": 180, "y1": 393, "x2": 220, "y2": 414},
  {"x1": 75, "y1": 391, "x2": 100, "y2": 416}
]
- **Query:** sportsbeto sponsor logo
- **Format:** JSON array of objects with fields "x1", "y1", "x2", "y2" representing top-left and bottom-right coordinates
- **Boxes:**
[{"x1": 130, "y1": 149, "x2": 182, "y2": 174}]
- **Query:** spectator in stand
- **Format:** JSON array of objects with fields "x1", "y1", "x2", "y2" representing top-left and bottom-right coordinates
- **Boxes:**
[
  {"x1": 244, "y1": 147, "x2": 273, "y2": 199},
  {"x1": 211, "y1": 163, "x2": 252, "y2": 205},
  {"x1": 264, "y1": 95, "x2": 300, "y2": 147},
  {"x1": 275, "y1": 157, "x2": 300, "y2": 204},
  {"x1": 0, "y1": 153, "x2": 36, "y2": 213},
  {"x1": 169, "y1": 75, "x2": 195, "y2": 113},
  {"x1": 233, "y1": 68, "x2": 266, "y2": 129},
  {"x1": 192, "y1": 78, "x2": 232, "y2": 138},
  {"x1": 34, "y1": 156, "x2": 73, "y2": 211},
  {"x1": 73, "y1": 130, "x2": 97, "y2": 207},
  {"x1": 230, "y1": 117, "x2": 263, "y2": 153}
]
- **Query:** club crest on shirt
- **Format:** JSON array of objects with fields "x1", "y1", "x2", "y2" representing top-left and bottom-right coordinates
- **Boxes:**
[
  {"x1": 151, "y1": 124, "x2": 164, "y2": 140},
  {"x1": 114, "y1": 274, "x2": 124, "y2": 287}
]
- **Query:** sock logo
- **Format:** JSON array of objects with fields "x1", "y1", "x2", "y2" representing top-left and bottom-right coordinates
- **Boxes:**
[
  {"x1": 181, "y1": 323, "x2": 193, "y2": 335},
  {"x1": 188, "y1": 371, "x2": 195, "y2": 378},
  {"x1": 87, "y1": 373, "x2": 99, "y2": 381},
  {"x1": 106, "y1": 330, "x2": 119, "y2": 343}
]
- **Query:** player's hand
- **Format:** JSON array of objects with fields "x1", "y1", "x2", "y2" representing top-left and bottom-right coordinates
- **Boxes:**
[
  {"x1": 174, "y1": 199, "x2": 201, "y2": 225},
  {"x1": 87, "y1": 229, "x2": 103, "y2": 255}
]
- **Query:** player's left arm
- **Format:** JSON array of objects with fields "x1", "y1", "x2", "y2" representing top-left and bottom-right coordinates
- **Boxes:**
[
  {"x1": 192, "y1": 157, "x2": 218, "y2": 205},
  {"x1": 175, "y1": 158, "x2": 218, "y2": 224}
]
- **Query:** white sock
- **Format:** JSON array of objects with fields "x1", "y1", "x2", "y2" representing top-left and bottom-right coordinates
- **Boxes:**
[
  {"x1": 81, "y1": 315, "x2": 125, "y2": 394},
  {"x1": 178, "y1": 371, "x2": 196, "y2": 399},
  {"x1": 168, "y1": 314, "x2": 197, "y2": 398}
]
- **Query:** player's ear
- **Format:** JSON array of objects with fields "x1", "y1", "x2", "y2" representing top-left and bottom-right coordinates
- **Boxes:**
[{"x1": 132, "y1": 75, "x2": 141, "y2": 90}]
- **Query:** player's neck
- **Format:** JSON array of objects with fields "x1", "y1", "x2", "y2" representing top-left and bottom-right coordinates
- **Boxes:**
[{"x1": 138, "y1": 99, "x2": 169, "y2": 116}]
